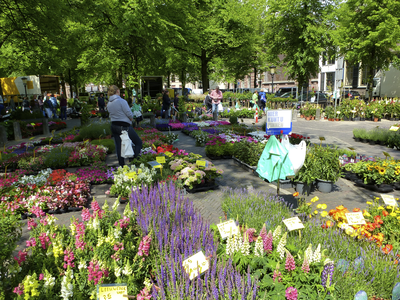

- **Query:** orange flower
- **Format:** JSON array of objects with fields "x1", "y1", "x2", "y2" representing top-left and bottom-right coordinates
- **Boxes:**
[
  {"x1": 353, "y1": 208, "x2": 361, "y2": 212},
  {"x1": 292, "y1": 192, "x2": 299, "y2": 197},
  {"x1": 328, "y1": 209, "x2": 336, "y2": 216},
  {"x1": 374, "y1": 215, "x2": 384, "y2": 225},
  {"x1": 382, "y1": 210, "x2": 389, "y2": 217},
  {"x1": 382, "y1": 244, "x2": 393, "y2": 254},
  {"x1": 372, "y1": 232, "x2": 384, "y2": 244},
  {"x1": 336, "y1": 205, "x2": 346, "y2": 211}
]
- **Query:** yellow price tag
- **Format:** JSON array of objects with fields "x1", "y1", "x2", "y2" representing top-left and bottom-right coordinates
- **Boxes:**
[
  {"x1": 97, "y1": 283, "x2": 127, "y2": 300},
  {"x1": 156, "y1": 156, "x2": 166, "y2": 164},
  {"x1": 152, "y1": 144, "x2": 156, "y2": 149},
  {"x1": 165, "y1": 151, "x2": 173, "y2": 157},
  {"x1": 196, "y1": 160, "x2": 206, "y2": 167}
]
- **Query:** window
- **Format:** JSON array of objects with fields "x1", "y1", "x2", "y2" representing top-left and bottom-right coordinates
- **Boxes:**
[
  {"x1": 360, "y1": 65, "x2": 368, "y2": 86},
  {"x1": 326, "y1": 72, "x2": 335, "y2": 92},
  {"x1": 322, "y1": 52, "x2": 335, "y2": 66},
  {"x1": 345, "y1": 63, "x2": 353, "y2": 86}
]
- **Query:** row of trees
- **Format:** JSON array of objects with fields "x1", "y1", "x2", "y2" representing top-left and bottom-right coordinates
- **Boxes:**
[{"x1": 1, "y1": 0, "x2": 400, "y2": 95}]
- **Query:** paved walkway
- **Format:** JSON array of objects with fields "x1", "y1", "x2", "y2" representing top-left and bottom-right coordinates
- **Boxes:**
[{"x1": 10, "y1": 115, "x2": 400, "y2": 251}]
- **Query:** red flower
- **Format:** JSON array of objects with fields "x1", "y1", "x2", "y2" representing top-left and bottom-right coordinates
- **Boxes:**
[
  {"x1": 382, "y1": 210, "x2": 389, "y2": 217},
  {"x1": 382, "y1": 244, "x2": 393, "y2": 254},
  {"x1": 374, "y1": 215, "x2": 384, "y2": 225},
  {"x1": 353, "y1": 208, "x2": 361, "y2": 212}
]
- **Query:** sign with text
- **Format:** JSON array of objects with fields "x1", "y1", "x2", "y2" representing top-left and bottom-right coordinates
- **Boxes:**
[
  {"x1": 97, "y1": 283, "x2": 127, "y2": 300},
  {"x1": 148, "y1": 161, "x2": 162, "y2": 169},
  {"x1": 283, "y1": 217, "x2": 305, "y2": 231},
  {"x1": 156, "y1": 156, "x2": 166, "y2": 164},
  {"x1": 381, "y1": 194, "x2": 398, "y2": 207},
  {"x1": 196, "y1": 160, "x2": 209, "y2": 167},
  {"x1": 165, "y1": 151, "x2": 174, "y2": 157},
  {"x1": 266, "y1": 110, "x2": 292, "y2": 135},
  {"x1": 216, "y1": 220, "x2": 239, "y2": 239},
  {"x1": 390, "y1": 126, "x2": 399, "y2": 131},
  {"x1": 182, "y1": 251, "x2": 209, "y2": 280},
  {"x1": 345, "y1": 212, "x2": 366, "y2": 225}
]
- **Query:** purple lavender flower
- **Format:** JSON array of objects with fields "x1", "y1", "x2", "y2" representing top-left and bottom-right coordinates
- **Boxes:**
[{"x1": 321, "y1": 262, "x2": 334, "y2": 289}]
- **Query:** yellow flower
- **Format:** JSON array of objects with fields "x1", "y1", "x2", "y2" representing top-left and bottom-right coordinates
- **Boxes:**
[
  {"x1": 316, "y1": 204, "x2": 322, "y2": 209},
  {"x1": 387, "y1": 205, "x2": 393, "y2": 210},
  {"x1": 337, "y1": 222, "x2": 343, "y2": 228},
  {"x1": 363, "y1": 211, "x2": 371, "y2": 217},
  {"x1": 320, "y1": 204, "x2": 327, "y2": 209},
  {"x1": 379, "y1": 167, "x2": 386, "y2": 175},
  {"x1": 306, "y1": 202, "x2": 312, "y2": 206},
  {"x1": 378, "y1": 206, "x2": 384, "y2": 210},
  {"x1": 313, "y1": 210, "x2": 318, "y2": 215},
  {"x1": 321, "y1": 211, "x2": 328, "y2": 217},
  {"x1": 397, "y1": 216, "x2": 400, "y2": 220},
  {"x1": 366, "y1": 201, "x2": 373, "y2": 205},
  {"x1": 310, "y1": 197, "x2": 319, "y2": 203},
  {"x1": 345, "y1": 227, "x2": 355, "y2": 236},
  {"x1": 390, "y1": 212, "x2": 397, "y2": 217}
]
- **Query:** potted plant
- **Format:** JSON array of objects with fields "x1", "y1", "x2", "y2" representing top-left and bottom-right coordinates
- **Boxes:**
[
  {"x1": 324, "y1": 106, "x2": 335, "y2": 121},
  {"x1": 293, "y1": 151, "x2": 317, "y2": 195},
  {"x1": 312, "y1": 145, "x2": 342, "y2": 193}
]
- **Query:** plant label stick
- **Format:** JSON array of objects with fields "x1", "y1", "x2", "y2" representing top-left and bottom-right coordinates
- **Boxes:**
[
  {"x1": 345, "y1": 212, "x2": 366, "y2": 225},
  {"x1": 217, "y1": 220, "x2": 239, "y2": 239},
  {"x1": 283, "y1": 217, "x2": 305, "y2": 231},
  {"x1": 381, "y1": 194, "x2": 398, "y2": 207}
]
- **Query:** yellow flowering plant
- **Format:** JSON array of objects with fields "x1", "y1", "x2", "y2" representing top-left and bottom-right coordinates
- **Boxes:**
[
  {"x1": 348, "y1": 158, "x2": 400, "y2": 185},
  {"x1": 293, "y1": 194, "x2": 328, "y2": 219}
]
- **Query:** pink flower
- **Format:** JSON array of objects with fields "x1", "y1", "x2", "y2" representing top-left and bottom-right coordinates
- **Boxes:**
[
  {"x1": 285, "y1": 251, "x2": 296, "y2": 272},
  {"x1": 245, "y1": 228, "x2": 256, "y2": 243},
  {"x1": 285, "y1": 287, "x2": 298, "y2": 300},
  {"x1": 301, "y1": 259, "x2": 310, "y2": 273},
  {"x1": 63, "y1": 249, "x2": 75, "y2": 269},
  {"x1": 81, "y1": 208, "x2": 91, "y2": 222},
  {"x1": 88, "y1": 260, "x2": 108, "y2": 285},
  {"x1": 13, "y1": 283, "x2": 24, "y2": 295},
  {"x1": 272, "y1": 270, "x2": 282, "y2": 282},
  {"x1": 138, "y1": 235, "x2": 152, "y2": 257},
  {"x1": 137, "y1": 287, "x2": 152, "y2": 300},
  {"x1": 26, "y1": 237, "x2": 37, "y2": 248},
  {"x1": 14, "y1": 250, "x2": 28, "y2": 266},
  {"x1": 39, "y1": 273, "x2": 44, "y2": 280},
  {"x1": 27, "y1": 218, "x2": 37, "y2": 230},
  {"x1": 38, "y1": 232, "x2": 51, "y2": 249}
]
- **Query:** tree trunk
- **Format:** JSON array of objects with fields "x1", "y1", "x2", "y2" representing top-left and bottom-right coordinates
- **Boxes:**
[
  {"x1": 181, "y1": 69, "x2": 186, "y2": 92},
  {"x1": 368, "y1": 64, "x2": 374, "y2": 101},
  {"x1": 201, "y1": 49, "x2": 209, "y2": 93},
  {"x1": 253, "y1": 67, "x2": 257, "y2": 88},
  {"x1": 167, "y1": 73, "x2": 170, "y2": 88},
  {"x1": 61, "y1": 75, "x2": 67, "y2": 98}
]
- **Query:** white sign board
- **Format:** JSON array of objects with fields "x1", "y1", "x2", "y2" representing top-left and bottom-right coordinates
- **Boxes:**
[
  {"x1": 216, "y1": 220, "x2": 239, "y2": 239},
  {"x1": 283, "y1": 217, "x2": 305, "y2": 231},
  {"x1": 266, "y1": 110, "x2": 292, "y2": 135},
  {"x1": 345, "y1": 212, "x2": 366, "y2": 225},
  {"x1": 182, "y1": 251, "x2": 209, "y2": 280},
  {"x1": 381, "y1": 194, "x2": 398, "y2": 207}
]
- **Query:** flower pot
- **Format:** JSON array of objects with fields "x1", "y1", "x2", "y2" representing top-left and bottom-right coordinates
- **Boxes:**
[
  {"x1": 324, "y1": 116, "x2": 328, "y2": 120},
  {"x1": 305, "y1": 117, "x2": 311, "y2": 121},
  {"x1": 353, "y1": 137, "x2": 361, "y2": 142},
  {"x1": 360, "y1": 139, "x2": 368, "y2": 143},
  {"x1": 295, "y1": 181, "x2": 312, "y2": 195},
  {"x1": 300, "y1": 115, "x2": 304, "y2": 118},
  {"x1": 119, "y1": 196, "x2": 129, "y2": 204},
  {"x1": 360, "y1": 117, "x2": 365, "y2": 121},
  {"x1": 335, "y1": 118, "x2": 340, "y2": 121},
  {"x1": 311, "y1": 116, "x2": 315, "y2": 120},
  {"x1": 316, "y1": 179, "x2": 333, "y2": 193},
  {"x1": 374, "y1": 117, "x2": 379, "y2": 122},
  {"x1": 369, "y1": 140, "x2": 376, "y2": 145}
]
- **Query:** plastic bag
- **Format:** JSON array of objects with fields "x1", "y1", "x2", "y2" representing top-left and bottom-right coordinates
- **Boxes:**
[
  {"x1": 281, "y1": 135, "x2": 307, "y2": 174},
  {"x1": 120, "y1": 130, "x2": 134, "y2": 158},
  {"x1": 218, "y1": 103, "x2": 223, "y2": 112}
]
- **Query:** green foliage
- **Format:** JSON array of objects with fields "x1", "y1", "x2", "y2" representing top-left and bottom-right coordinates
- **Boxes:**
[
  {"x1": 74, "y1": 123, "x2": 111, "y2": 141},
  {"x1": 91, "y1": 139, "x2": 115, "y2": 154},
  {"x1": 232, "y1": 140, "x2": 265, "y2": 166},
  {"x1": 229, "y1": 115, "x2": 238, "y2": 125},
  {"x1": 80, "y1": 104, "x2": 91, "y2": 125},
  {"x1": 43, "y1": 147, "x2": 72, "y2": 169}
]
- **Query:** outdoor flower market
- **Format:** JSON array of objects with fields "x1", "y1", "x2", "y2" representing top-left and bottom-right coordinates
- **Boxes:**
[{"x1": 1, "y1": 112, "x2": 400, "y2": 300}]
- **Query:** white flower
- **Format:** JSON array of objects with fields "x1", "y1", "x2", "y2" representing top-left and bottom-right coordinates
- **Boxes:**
[
  {"x1": 114, "y1": 228, "x2": 122, "y2": 239},
  {"x1": 112, "y1": 199, "x2": 120, "y2": 211},
  {"x1": 78, "y1": 260, "x2": 86, "y2": 270},
  {"x1": 234, "y1": 233, "x2": 242, "y2": 252},
  {"x1": 313, "y1": 244, "x2": 321, "y2": 263},
  {"x1": 277, "y1": 232, "x2": 287, "y2": 259},
  {"x1": 44, "y1": 275, "x2": 55, "y2": 289},
  {"x1": 92, "y1": 216, "x2": 100, "y2": 230},
  {"x1": 324, "y1": 258, "x2": 334, "y2": 265},
  {"x1": 226, "y1": 235, "x2": 234, "y2": 255},
  {"x1": 114, "y1": 266, "x2": 122, "y2": 278},
  {"x1": 254, "y1": 236, "x2": 263, "y2": 257},
  {"x1": 60, "y1": 269, "x2": 74, "y2": 299},
  {"x1": 122, "y1": 261, "x2": 133, "y2": 276},
  {"x1": 304, "y1": 244, "x2": 313, "y2": 263},
  {"x1": 102, "y1": 199, "x2": 109, "y2": 211},
  {"x1": 273, "y1": 225, "x2": 282, "y2": 240},
  {"x1": 240, "y1": 233, "x2": 250, "y2": 256}
]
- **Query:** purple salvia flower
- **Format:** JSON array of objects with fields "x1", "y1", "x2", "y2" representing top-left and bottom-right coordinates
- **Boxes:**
[{"x1": 321, "y1": 262, "x2": 334, "y2": 289}]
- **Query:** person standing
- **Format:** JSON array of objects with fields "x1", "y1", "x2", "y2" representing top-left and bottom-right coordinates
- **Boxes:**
[
  {"x1": 209, "y1": 86, "x2": 223, "y2": 115},
  {"x1": 98, "y1": 93, "x2": 105, "y2": 111},
  {"x1": 50, "y1": 94, "x2": 58, "y2": 118},
  {"x1": 107, "y1": 85, "x2": 142, "y2": 167},
  {"x1": 251, "y1": 91, "x2": 258, "y2": 107},
  {"x1": 204, "y1": 89, "x2": 213, "y2": 113},
  {"x1": 162, "y1": 89, "x2": 171, "y2": 119},
  {"x1": 259, "y1": 89, "x2": 267, "y2": 111},
  {"x1": 131, "y1": 98, "x2": 143, "y2": 127},
  {"x1": 60, "y1": 94, "x2": 68, "y2": 120},
  {"x1": 22, "y1": 97, "x2": 30, "y2": 112},
  {"x1": 43, "y1": 96, "x2": 54, "y2": 118}
]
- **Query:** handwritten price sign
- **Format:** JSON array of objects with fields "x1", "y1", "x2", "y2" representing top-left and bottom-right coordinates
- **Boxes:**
[
  {"x1": 196, "y1": 160, "x2": 209, "y2": 167},
  {"x1": 381, "y1": 194, "x2": 398, "y2": 207},
  {"x1": 283, "y1": 217, "x2": 304, "y2": 231},
  {"x1": 165, "y1": 151, "x2": 174, "y2": 157},
  {"x1": 97, "y1": 283, "x2": 127, "y2": 300},
  {"x1": 182, "y1": 251, "x2": 209, "y2": 280},
  {"x1": 345, "y1": 212, "x2": 366, "y2": 225},
  {"x1": 156, "y1": 156, "x2": 166, "y2": 164},
  {"x1": 216, "y1": 220, "x2": 239, "y2": 239}
]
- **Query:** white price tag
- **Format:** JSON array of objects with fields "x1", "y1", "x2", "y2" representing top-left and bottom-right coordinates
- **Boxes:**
[
  {"x1": 390, "y1": 126, "x2": 399, "y2": 131},
  {"x1": 283, "y1": 217, "x2": 305, "y2": 231},
  {"x1": 182, "y1": 251, "x2": 209, "y2": 280},
  {"x1": 216, "y1": 220, "x2": 239, "y2": 239},
  {"x1": 381, "y1": 194, "x2": 398, "y2": 207},
  {"x1": 345, "y1": 212, "x2": 366, "y2": 225}
]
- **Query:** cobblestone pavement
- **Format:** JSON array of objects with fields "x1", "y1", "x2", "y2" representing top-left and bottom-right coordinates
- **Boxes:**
[{"x1": 12, "y1": 116, "x2": 400, "y2": 250}]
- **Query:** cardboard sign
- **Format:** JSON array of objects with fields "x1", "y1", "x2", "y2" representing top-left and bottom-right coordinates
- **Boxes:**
[
  {"x1": 216, "y1": 220, "x2": 239, "y2": 239},
  {"x1": 390, "y1": 126, "x2": 399, "y2": 131},
  {"x1": 345, "y1": 212, "x2": 366, "y2": 225},
  {"x1": 182, "y1": 251, "x2": 209, "y2": 280},
  {"x1": 381, "y1": 194, "x2": 398, "y2": 207},
  {"x1": 148, "y1": 161, "x2": 162, "y2": 169},
  {"x1": 156, "y1": 156, "x2": 166, "y2": 164},
  {"x1": 266, "y1": 110, "x2": 292, "y2": 135},
  {"x1": 196, "y1": 160, "x2": 209, "y2": 167},
  {"x1": 283, "y1": 217, "x2": 305, "y2": 231},
  {"x1": 165, "y1": 151, "x2": 174, "y2": 157},
  {"x1": 97, "y1": 283, "x2": 127, "y2": 300}
]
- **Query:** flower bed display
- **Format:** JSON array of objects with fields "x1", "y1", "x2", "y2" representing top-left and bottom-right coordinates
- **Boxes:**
[
  {"x1": 75, "y1": 162, "x2": 114, "y2": 185},
  {"x1": 0, "y1": 168, "x2": 90, "y2": 214}
]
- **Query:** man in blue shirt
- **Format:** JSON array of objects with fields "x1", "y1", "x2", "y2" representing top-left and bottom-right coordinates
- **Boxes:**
[{"x1": 50, "y1": 94, "x2": 58, "y2": 118}]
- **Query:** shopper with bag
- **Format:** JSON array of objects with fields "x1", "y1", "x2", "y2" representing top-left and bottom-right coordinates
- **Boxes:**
[
  {"x1": 107, "y1": 85, "x2": 142, "y2": 167},
  {"x1": 209, "y1": 86, "x2": 223, "y2": 116}
]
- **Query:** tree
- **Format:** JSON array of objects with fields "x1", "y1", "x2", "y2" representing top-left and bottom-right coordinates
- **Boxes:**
[
  {"x1": 265, "y1": 0, "x2": 335, "y2": 89},
  {"x1": 334, "y1": 0, "x2": 400, "y2": 98}
]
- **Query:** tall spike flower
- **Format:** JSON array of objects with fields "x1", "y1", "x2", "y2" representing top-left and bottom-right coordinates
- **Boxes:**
[
  {"x1": 234, "y1": 233, "x2": 243, "y2": 252},
  {"x1": 301, "y1": 257, "x2": 310, "y2": 273},
  {"x1": 304, "y1": 244, "x2": 313, "y2": 264},
  {"x1": 277, "y1": 232, "x2": 287, "y2": 259},
  {"x1": 254, "y1": 236, "x2": 263, "y2": 257},
  {"x1": 313, "y1": 244, "x2": 321, "y2": 263},
  {"x1": 273, "y1": 225, "x2": 282, "y2": 240},
  {"x1": 226, "y1": 235, "x2": 235, "y2": 255},
  {"x1": 272, "y1": 269, "x2": 282, "y2": 283},
  {"x1": 240, "y1": 233, "x2": 250, "y2": 256},
  {"x1": 245, "y1": 228, "x2": 256, "y2": 243},
  {"x1": 259, "y1": 225, "x2": 267, "y2": 241},
  {"x1": 321, "y1": 262, "x2": 334, "y2": 290},
  {"x1": 285, "y1": 250, "x2": 296, "y2": 271},
  {"x1": 285, "y1": 287, "x2": 298, "y2": 300},
  {"x1": 264, "y1": 231, "x2": 273, "y2": 253}
]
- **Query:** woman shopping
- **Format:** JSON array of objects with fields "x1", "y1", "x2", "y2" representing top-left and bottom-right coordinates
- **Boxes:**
[
  {"x1": 107, "y1": 85, "x2": 142, "y2": 167},
  {"x1": 131, "y1": 98, "x2": 143, "y2": 127}
]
